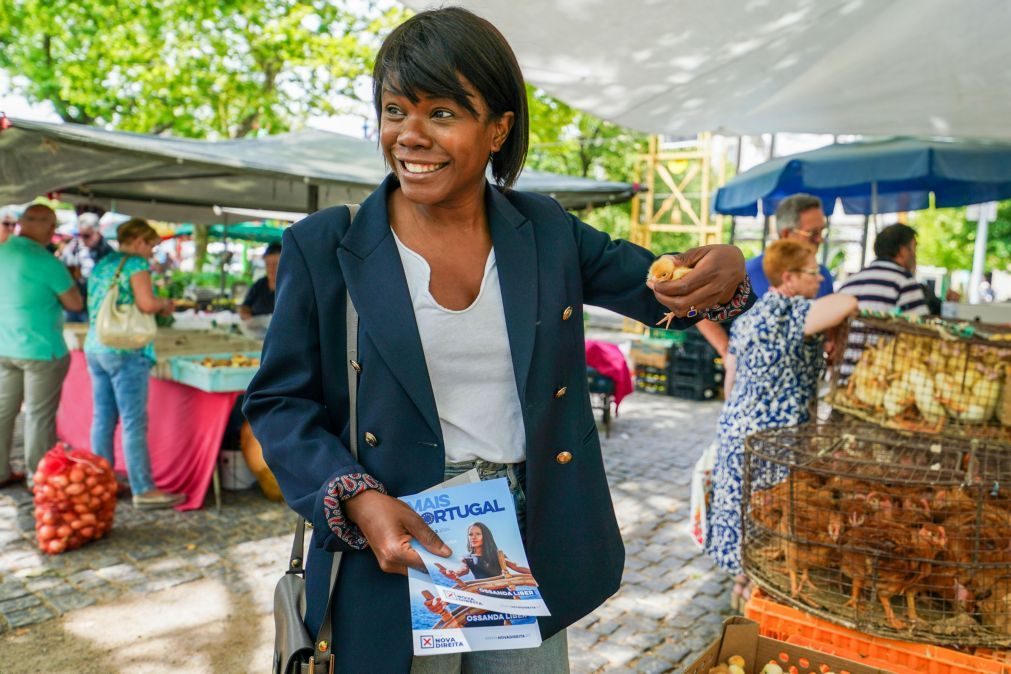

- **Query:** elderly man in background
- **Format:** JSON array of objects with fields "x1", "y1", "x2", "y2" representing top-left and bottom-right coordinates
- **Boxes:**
[
  {"x1": 696, "y1": 193, "x2": 836, "y2": 360},
  {"x1": 0, "y1": 207, "x2": 17, "y2": 244},
  {"x1": 61, "y1": 212, "x2": 114, "y2": 322},
  {"x1": 0, "y1": 204, "x2": 84, "y2": 487}
]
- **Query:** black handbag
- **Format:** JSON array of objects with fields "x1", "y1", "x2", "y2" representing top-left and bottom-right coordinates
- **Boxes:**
[{"x1": 273, "y1": 206, "x2": 360, "y2": 674}]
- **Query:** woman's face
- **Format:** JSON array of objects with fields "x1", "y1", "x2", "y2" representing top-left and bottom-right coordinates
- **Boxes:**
[
  {"x1": 786, "y1": 253, "x2": 823, "y2": 299},
  {"x1": 380, "y1": 77, "x2": 514, "y2": 208},
  {"x1": 122, "y1": 238, "x2": 157, "y2": 259},
  {"x1": 468, "y1": 525, "x2": 483, "y2": 551}
]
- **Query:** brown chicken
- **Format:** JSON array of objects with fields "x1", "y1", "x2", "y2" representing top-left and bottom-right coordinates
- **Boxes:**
[
  {"x1": 781, "y1": 508, "x2": 845, "y2": 598},
  {"x1": 750, "y1": 474, "x2": 841, "y2": 596},
  {"x1": 941, "y1": 506, "x2": 1011, "y2": 597},
  {"x1": 979, "y1": 577, "x2": 1011, "y2": 636},
  {"x1": 841, "y1": 519, "x2": 948, "y2": 630}
]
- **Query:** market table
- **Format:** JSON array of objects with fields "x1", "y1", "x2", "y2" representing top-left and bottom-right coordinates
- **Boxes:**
[
  {"x1": 56, "y1": 351, "x2": 240, "y2": 511},
  {"x1": 55, "y1": 325, "x2": 261, "y2": 511}
]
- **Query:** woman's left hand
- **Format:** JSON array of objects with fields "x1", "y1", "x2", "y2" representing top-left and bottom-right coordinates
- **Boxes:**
[{"x1": 646, "y1": 244, "x2": 746, "y2": 317}]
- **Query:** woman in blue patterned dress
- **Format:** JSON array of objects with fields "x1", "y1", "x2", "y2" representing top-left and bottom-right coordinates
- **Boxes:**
[
  {"x1": 705, "y1": 240, "x2": 857, "y2": 599},
  {"x1": 85, "y1": 219, "x2": 183, "y2": 509}
]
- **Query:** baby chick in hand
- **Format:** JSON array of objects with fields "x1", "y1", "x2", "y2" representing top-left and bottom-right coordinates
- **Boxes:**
[{"x1": 647, "y1": 256, "x2": 693, "y2": 328}]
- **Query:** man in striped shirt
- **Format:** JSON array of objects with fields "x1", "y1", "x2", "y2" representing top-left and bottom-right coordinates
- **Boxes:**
[
  {"x1": 838, "y1": 224, "x2": 928, "y2": 378},
  {"x1": 839, "y1": 223, "x2": 928, "y2": 316}
]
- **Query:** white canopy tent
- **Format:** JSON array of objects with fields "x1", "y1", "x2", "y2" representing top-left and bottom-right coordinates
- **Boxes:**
[
  {"x1": 0, "y1": 118, "x2": 635, "y2": 224},
  {"x1": 403, "y1": 0, "x2": 1011, "y2": 139}
]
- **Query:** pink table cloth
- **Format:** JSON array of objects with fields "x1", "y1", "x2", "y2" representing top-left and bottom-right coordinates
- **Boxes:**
[
  {"x1": 56, "y1": 351, "x2": 240, "y2": 511},
  {"x1": 584, "y1": 339, "x2": 634, "y2": 411}
]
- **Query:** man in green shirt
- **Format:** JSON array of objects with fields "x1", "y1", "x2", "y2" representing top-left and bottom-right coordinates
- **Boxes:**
[{"x1": 0, "y1": 205, "x2": 84, "y2": 486}]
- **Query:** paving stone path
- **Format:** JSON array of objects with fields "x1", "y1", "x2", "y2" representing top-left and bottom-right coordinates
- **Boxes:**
[{"x1": 1, "y1": 369, "x2": 734, "y2": 672}]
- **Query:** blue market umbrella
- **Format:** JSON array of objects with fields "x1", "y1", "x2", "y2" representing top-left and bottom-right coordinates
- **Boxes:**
[{"x1": 714, "y1": 137, "x2": 1011, "y2": 217}]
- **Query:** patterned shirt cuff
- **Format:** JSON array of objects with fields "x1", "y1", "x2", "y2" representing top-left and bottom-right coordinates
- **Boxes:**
[
  {"x1": 323, "y1": 473, "x2": 387, "y2": 550},
  {"x1": 702, "y1": 276, "x2": 753, "y2": 322}
]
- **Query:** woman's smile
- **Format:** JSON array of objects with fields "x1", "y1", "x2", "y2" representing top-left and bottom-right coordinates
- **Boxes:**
[{"x1": 398, "y1": 159, "x2": 448, "y2": 175}]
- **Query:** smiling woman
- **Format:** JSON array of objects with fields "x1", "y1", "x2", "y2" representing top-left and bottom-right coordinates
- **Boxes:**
[{"x1": 242, "y1": 7, "x2": 754, "y2": 673}]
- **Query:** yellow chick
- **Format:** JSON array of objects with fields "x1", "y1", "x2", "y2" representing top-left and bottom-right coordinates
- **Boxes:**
[
  {"x1": 647, "y1": 257, "x2": 693, "y2": 329},
  {"x1": 728, "y1": 656, "x2": 746, "y2": 668},
  {"x1": 761, "y1": 663, "x2": 785, "y2": 674},
  {"x1": 646, "y1": 256, "x2": 691, "y2": 283}
]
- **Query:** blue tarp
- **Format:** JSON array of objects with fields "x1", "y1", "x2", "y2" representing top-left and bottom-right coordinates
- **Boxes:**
[{"x1": 714, "y1": 137, "x2": 1011, "y2": 216}]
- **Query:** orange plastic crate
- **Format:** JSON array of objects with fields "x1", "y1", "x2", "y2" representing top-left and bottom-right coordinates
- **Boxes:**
[{"x1": 745, "y1": 591, "x2": 1011, "y2": 674}]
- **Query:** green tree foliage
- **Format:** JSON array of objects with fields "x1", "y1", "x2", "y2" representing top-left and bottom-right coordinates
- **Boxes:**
[
  {"x1": 526, "y1": 87, "x2": 646, "y2": 181},
  {"x1": 0, "y1": 0, "x2": 404, "y2": 138},
  {"x1": 526, "y1": 88, "x2": 661, "y2": 247},
  {"x1": 912, "y1": 199, "x2": 1011, "y2": 272}
]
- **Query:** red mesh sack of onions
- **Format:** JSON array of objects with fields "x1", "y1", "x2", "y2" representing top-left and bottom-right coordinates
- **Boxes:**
[{"x1": 33, "y1": 443, "x2": 117, "y2": 554}]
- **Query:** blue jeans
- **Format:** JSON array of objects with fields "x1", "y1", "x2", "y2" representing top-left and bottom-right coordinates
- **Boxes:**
[{"x1": 86, "y1": 352, "x2": 155, "y2": 494}]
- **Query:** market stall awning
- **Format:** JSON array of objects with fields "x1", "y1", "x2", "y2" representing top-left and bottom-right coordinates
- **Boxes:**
[
  {"x1": 170, "y1": 223, "x2": 286, "y2": 244},
  {"x1": 0, "y1": 118, "x2": 636, "y2": 223},
  {"x1": 404, "y1": 0, "x2": 1011, "y2": 139},
  {"x1": 714, "y1": 137, "x2": 1011, "y2": 216}
]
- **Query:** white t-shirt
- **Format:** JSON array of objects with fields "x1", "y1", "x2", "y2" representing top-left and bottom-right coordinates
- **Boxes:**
[{"x1": 393, "y1": 232, "x2": 526, "y2": 464}]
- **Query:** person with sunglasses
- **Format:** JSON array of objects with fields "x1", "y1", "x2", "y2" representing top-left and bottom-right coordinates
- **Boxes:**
[
  {"x1": 60, "y1": 212, "x2": 114, "y2": 322},
  {"x1": 0, "y1": 209, "x2": 16, "y2": 244},
  {"x1": 705, "y1": 239, "x2": 856, "y2": 606},
  {"x1": 695, "y1": 194, "x2": 835, "y2": 362}
]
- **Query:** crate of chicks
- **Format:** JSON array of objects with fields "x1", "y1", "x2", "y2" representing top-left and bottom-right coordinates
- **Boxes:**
[
  {"x1": 742, "y1": 421, "x2": 1011, "y2": 648},
  {"x1": 683, "y1": 617, "x2": 892, "y2": 674},
  {"x1": 827, "y1": 313, "x2": 1011, "y2": 441},
  {"x1": 169, "y1": 351, "x2": 261, "y2": 392}
]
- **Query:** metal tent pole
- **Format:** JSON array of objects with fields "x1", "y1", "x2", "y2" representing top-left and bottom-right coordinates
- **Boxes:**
[
  {"x1": 759, "y1": 133, "x2": 777, "y2": 251},
  {"x1": 728, "y1": 135, "x2": 744, "y2": 244},
  {"x1": 307, "y1": 184, "x2": 320, "y2": 213},
  {"x1": 859, "y1": 214, "x2": 871, "y2": 267}
]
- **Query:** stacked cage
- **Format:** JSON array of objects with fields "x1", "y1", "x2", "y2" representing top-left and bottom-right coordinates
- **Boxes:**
[
  {"x1": 828, "y1": 314, "x2": 1011, "y2": 440},
  {"x1": 743, "y1": 423, "x2": 1011, "y2": 647}
]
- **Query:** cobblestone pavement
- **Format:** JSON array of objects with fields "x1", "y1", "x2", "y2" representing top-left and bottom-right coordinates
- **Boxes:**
[{"x1": 1, "y1": 379, "x2": 732, "y2": 672}]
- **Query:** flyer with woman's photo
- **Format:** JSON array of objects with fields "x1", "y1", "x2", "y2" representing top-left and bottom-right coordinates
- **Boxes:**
[{"x1": 401, "y1": 477, "x2": 550, "y2": 655}]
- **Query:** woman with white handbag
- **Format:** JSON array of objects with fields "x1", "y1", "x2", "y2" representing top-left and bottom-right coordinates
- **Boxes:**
[{"x1": 85, "y1": 218, "x2": 183, "y2": 509}]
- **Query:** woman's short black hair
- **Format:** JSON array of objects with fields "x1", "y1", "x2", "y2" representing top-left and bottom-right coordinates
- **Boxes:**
[{"x1": 373, "y1": 7, "x2": 529, "y2": 189}]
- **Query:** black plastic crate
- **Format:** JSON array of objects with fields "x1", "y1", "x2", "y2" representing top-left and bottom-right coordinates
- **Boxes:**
[
  {"x1": 668, "y1": 381, "x2": 719, "y2": 401},
  {"x1": 670, "y1": 341, "x2": 718, "y2": 362},
  {"x1": 668, "y1": 368, "x2": 723, "y2": 387}
]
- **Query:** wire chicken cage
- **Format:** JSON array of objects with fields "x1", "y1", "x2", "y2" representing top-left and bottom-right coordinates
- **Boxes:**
[
  {"x1": 827, "y1": 314, "x2": 1011, "y2": 441},
  {"x1": 742, "y1": 422, "x2": 1011, "y2": 647}
]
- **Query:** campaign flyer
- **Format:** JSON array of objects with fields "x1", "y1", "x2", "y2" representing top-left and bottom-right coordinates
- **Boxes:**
[{"x1": 401, "y1": 477, "x2": 548, "y2": 655}]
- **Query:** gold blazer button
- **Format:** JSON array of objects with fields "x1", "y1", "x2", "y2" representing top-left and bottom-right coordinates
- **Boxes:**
[
  {"x1": 554, "y1": 386, "x2": 568, "y2": 398},
  {"x1": 555, "y1": 451, "x2": 573, "y2": 464},
  {"x1": 364, "y1": 432, "x2": 379, "y2": 447},
  {"x1": 562, "y1": 306, "x2": 574, "y2": 320}
]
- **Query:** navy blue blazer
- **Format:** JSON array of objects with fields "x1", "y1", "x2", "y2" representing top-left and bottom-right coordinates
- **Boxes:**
[{"x1": 245, "y1": 175, "x2": 708, "y2": 672}]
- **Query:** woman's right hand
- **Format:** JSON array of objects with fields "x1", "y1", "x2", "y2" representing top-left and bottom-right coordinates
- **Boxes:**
[{"x1": 343, "y1": 490, "x2": 451, "y2": 575}]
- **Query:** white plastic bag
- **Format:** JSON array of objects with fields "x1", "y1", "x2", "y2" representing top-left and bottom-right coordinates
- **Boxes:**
[{"x1": 689, "y1": 441, "x2": 717, "y2": 549}]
